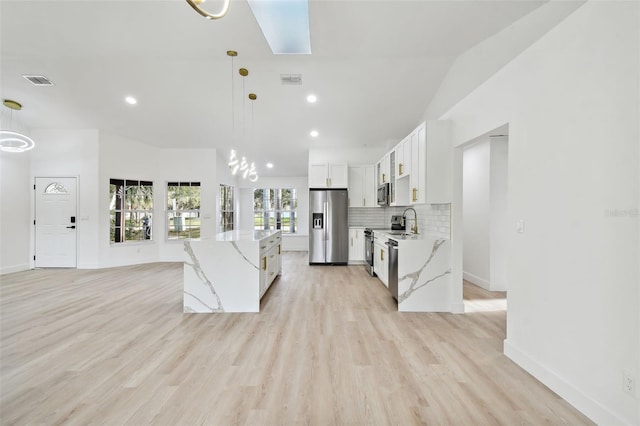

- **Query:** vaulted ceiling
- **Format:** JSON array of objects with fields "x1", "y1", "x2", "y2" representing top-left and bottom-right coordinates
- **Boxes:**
[{"x1": 1, "y1": 0, "x2": 546, "y2": 176}]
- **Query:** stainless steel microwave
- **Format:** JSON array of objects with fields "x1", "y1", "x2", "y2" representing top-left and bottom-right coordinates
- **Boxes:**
[{"x1": 377, "y1": 183, "x2": 389, "y2": 206}]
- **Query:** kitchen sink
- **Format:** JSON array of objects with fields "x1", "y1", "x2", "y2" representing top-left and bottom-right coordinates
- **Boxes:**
[{"x1": 389, "y1": 231, "x2": 412, "y2": 236}]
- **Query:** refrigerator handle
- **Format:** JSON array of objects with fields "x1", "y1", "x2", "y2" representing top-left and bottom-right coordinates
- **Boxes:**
[{"x1": 324, "y1": 202, "x2": 329, "y2": 241}]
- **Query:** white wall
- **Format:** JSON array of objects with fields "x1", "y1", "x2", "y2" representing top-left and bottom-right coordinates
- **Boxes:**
[
  {"x1": 98, "y1": 132, "x2": 217, "y2": 267},
  {"x1": 309, "y1": 147, "x2": 387, "y2": 166},
  {"x1": 463, "y1": 140, "x2": 491, "y2": 288},
  {"x1": 425, "y1": 1, "x2": 584, "y2": 120},
  {"x1": 0, "y1": 150, "x2": 31, "y2": 274},
  {"x1": 30, "y1": 129, "x2": 101, "y2": 268},
  {"x1": 238, "y1": 176, "x2": 309, "y2": 251},
  {"x1": 489, "y1": 137, "x2": 508, "y2": 291},
  {"x1": 441, "y1": 2, "x2": 639, "y2": 424}
]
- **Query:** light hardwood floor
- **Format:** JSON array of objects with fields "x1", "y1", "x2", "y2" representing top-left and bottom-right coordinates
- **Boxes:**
[{"x1": 1, "y1": 253, "x2": 592, "y2": 425}]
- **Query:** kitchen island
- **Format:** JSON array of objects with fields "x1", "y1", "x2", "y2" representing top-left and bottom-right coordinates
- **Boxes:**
[
  {"x1": 373, "y1": 230, "x2": 452, "y2": 312},
  {"x1": 183, "y1": 230, "x2": 282, "y2": 313}
]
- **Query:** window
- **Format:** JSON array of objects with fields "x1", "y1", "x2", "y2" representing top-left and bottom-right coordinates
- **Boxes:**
[
  {"x1": 219, "y1": 184, "x2": 234, "y2": 232},
  {"x1": 109, "y1": 179, "x2": 153, "y2": 243},
  {"x1": 254, "y1": 188, "x2": 297, "y2": 234},
  {"x1": 167, "y1": 182, "x2": 201, "y2": 240}
]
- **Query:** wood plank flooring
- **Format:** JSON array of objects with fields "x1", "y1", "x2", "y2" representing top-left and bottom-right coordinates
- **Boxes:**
[{"x1": 0, "y1": 253, "x2": 592, "y2": 425}]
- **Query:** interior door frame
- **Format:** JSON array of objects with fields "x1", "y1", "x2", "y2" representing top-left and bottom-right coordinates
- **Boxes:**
[{"x1": 32, "y1": 175, "x2": 80, "y2": 269}]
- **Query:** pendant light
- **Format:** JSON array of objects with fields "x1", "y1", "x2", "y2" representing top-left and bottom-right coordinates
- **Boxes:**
[
  {"x1": 227, "y1": 50, "x2": 240, "y2": 174},
  {"x1": 186, "y1": 0, "x2": 230, "y2": 20},
  {"x1": 226, "y1": 51, "x2": 258, "y2": 182},
  {"x1": 0, "y1": 100, "x2": 35, "y2": 153},
  {"x1": 246, "y1": 93, "x2": 258, "y2": 182}
]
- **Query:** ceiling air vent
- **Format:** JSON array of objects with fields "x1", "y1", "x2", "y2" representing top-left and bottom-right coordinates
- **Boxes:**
[
  {"x1": 280, "y1": 74, "x2": 302, "y2": 85},
  {"x1": 22, "y1": 75, "x2": 55, "y2": 86}
]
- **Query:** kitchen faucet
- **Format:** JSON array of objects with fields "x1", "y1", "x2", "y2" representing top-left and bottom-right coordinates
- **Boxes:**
[{"x1": 402, "y1": 207, "x2": 418, "y2": 234}]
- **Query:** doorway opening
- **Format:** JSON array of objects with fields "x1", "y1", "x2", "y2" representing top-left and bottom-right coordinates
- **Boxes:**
[{"x1": 459, "y1": 125, "x2": 509, "y2": 313}]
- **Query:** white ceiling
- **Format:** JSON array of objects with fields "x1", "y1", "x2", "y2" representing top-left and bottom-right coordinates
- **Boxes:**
[{"x1": 0, "y1": 0, "x2": 545, "y2": 177}]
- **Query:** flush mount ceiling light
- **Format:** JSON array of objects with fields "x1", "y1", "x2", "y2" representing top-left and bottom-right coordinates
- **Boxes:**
[
  {"x1": 186, "y1": 0, "x2": 230, "y2": 20},
  {"x1": 266, "y1": 162, "x2": 274, "y2": 169},
  {"x1": 248, "y1": 0, "x2": 311, "y2": 54},
  {"x1": 310, "y1": 130, "x2": 319, "y2": 138},
  {"x1": 306, "y1": 94, "x2": 317, "y2": 103},
  {"x1": 125, "y1": 96, "x2": 137, "y2": 105},
  {"x1": 0, "y1": 100, "x2": 35, "y2": 153}
]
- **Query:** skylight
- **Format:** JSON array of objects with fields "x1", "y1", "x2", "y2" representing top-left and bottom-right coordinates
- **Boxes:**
[{"x1": 247, "y1": 0, "x2": 311, "y2": 55}]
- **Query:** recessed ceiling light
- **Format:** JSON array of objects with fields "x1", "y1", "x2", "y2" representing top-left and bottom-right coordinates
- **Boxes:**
[
  {"x1": 306, "y1": 94, "x2": 317, "y2": 103},
  {"x1": 125, "y1": 96, "x2": 137, "y2": 105},
  {"x1": 310, "y1": 130, "x2": 319, "y2": 138},
  {"x1": 266, "y1": 162, "x2": 274, "y2": 169}
]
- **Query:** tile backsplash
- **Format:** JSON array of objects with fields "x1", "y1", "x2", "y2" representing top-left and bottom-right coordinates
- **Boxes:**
[{"x1": 349, "y1": 204, "x2": 451, "y2": 239}]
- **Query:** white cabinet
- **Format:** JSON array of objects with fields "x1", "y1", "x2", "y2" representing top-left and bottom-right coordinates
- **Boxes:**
[
  {"x1": 259, "y1": 233, "x2": 282, "y2": 298},
  {"x1": 373, "y1": 235, "x2": 388, "y2": 287},
  {"x1": 348, "y1": 227, "x2": 365, "y2": 263},
  {"x1": 376, "y1": 120, "x2": 452, "y2": 205},
  {"x1": 309, "y1": 163, "x2": 348, "y2": 188},
  {"x1": 395, "y1": 136, "x2": 412, "y2": 178},
  {"x1": 410, "y1": 121, "x2": 452, "y2": 204},
  {"x1": 348, "y1": 165, "x2": 376, "y2": 207},
  {"x1": 376, "y1": 154, "x2": 390, "y2": 186}
]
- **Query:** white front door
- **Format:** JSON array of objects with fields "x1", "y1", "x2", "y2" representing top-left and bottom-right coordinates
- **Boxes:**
[{"x1": 35, "y1": 177, "x2": 77, "y2": 268}]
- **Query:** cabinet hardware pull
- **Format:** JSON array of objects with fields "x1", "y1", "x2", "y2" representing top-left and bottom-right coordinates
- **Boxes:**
[
  {"x1": 412, "y1": 188, "x2": 417, "y2": 202},
  {"x1": 399, "y1": 163, "x2": 403, "y2": 175},
  {"x1": 262, "y1": 257, "x2": 267, "y2": 270},
  {"x1": 382, "y1": 173, "x2": 386, "y2": 183},
  {"x1": 278, "y1": 245, "x2": 281, "y2": 254},
  {"x1": 381, "y1": 249, "x2": 384, "y2": 261}
]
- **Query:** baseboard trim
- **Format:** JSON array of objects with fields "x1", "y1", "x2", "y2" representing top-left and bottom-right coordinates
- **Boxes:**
[
  {"x1": 1, "y1": 263, "x2": 30, "y2": 275},
  {"x1": 503, "y1": 339, "x2": 632, "y2": 426},
  {"x1": 463, "y1": 271, "x2": 490, "y2": 290}
]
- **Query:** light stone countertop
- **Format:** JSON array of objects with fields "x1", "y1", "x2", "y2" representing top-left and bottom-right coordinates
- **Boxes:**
[
  {"x1": 373, "y1": 230, "x2": 449, "y2": 242},
  {"x1": 215, "y1": 229, "x2": 280, "y2": 242}
]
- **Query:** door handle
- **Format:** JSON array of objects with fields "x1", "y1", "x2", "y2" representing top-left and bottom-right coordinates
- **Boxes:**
[{"x1": 66, "y1": 225, "x2": 76, "y2": 229}]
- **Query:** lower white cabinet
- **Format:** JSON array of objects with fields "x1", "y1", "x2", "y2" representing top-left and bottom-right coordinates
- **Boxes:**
[
  {"x1": 348, "y1": 227, "x2": 365, "y2": 263},
  {"x1": 373, "y1": 236, "x2": 388, "y2": 287},
  {"x1": 260, "y1": 233, "x2": 282, "y2": 298}
]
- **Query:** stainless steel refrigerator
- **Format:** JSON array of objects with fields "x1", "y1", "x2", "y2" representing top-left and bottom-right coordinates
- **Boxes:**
[{"x1": 309, "y1": 189, "x2": 348, "y2": 265}]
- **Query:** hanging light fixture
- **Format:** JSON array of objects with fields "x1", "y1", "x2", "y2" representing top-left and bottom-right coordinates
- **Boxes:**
[
  {"x1": 225, "y1": 52, "x2": 258, "y2": 182},
  {"x1": 186, "y1": 0, "x2": 230, "y2": 20},
  {"x1": 247, "y1": 93, "x2": 258, "y2": 182},
  {"x1": 0, "y1": 100, "x2": 35, "y2": 153},
  {"x1": 227, "y1": 51, "x2": 240, "y2": 174}
]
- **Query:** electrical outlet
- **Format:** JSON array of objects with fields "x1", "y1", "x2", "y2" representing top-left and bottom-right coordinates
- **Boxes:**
[{"x1": 623, "y1": 370, "x2": 636, "y2": 396}]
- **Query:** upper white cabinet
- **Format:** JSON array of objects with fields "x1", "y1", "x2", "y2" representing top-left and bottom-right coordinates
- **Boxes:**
[
  {"x1": 379, "y1": 121, "x2": 452, "y2": 205},
  {"x1": 395, "y1": 136, "x2": 412, "y2": 178},
  {"x1": 348, "y1": 165, "x2": 376, "y2": 207},
  {"x1": 309, "y1": 163, "x2": 348, "y2": 188},
  {"x1": 376, "y1": 154, "x2": 390, "y2": 186},
  {"x1": 410, "y1": 121, "x2": 452, "y2": 204}
]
